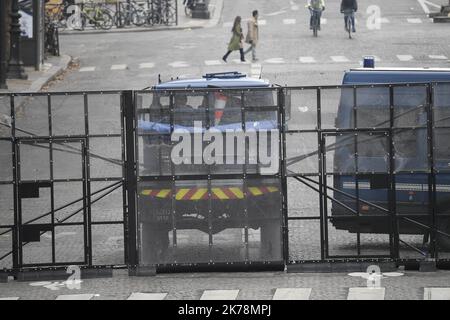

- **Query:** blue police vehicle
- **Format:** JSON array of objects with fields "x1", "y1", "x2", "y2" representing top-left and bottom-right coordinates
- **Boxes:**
[
  {"x1": 332, "y1": 67, "x2": 450, "y2": 250},
  {"x1": 137, "y1": 72, "x2": 285, "y2": 264}
]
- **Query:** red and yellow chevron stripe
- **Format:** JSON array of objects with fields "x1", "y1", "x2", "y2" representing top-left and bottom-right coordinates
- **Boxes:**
[{"x1": 140, "y1": 186, "x2": 279, "y2": 201}]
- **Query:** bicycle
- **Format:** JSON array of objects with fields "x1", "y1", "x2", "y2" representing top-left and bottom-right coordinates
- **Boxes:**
[
  {"x1": 45, "y1": 0, "x2": 70, "y2": 31},
  {"x1": 44, "y1": 20, "x2": 60, "y2": 57},
  {"x1": 183, "y1": 0, "x2": 195, "y2": 17},
  {"x1": 310, "y1": 8, "x2": 322, "y2": 37},
  {"x1": 76, "y1": 2, "x2": 114, "y2": 31},
  {"x1": 343, "y1": 10, "x2": 355, "y2": 39}
]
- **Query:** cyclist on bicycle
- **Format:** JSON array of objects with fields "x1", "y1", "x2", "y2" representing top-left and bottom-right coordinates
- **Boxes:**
[
  {"x1": 340, "y1": 0, "x2": 357, "y2": 33},
  {"x1": 307, "y1": 0, "x2": 325, "y2": 30}
]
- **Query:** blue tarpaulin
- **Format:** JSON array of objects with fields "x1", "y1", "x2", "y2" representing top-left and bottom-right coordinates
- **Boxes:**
[{"x1": 138, "y1": 120, "x2": 278, "y2": 133}]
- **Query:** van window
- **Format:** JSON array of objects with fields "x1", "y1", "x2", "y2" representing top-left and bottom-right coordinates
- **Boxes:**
[
  {"x1": 148, "y1": 90, "x2": 276, "y2": 127},
  {"x1": 432, "y1": 84, "x2": 450, "y2": 160},
  {"x1": 344, "y1": 87, "x2": 428, "y2": 158}
]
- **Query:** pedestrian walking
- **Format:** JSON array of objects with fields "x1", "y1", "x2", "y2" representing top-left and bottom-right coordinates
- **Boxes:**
[
  {"x1": 244, "y1": 10, "x2": 259, "y2": 62},
  {"x1": 222, "y1": 16, "x2": 245, "y2": 63}
]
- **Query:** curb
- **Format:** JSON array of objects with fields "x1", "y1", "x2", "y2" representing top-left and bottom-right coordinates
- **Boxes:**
[
  {"x1": 27, "y1": 55, "x2": 72, "y2": 93},
  {"x1": 60, "y1": 25, "x2": 203, "y2": 36}
]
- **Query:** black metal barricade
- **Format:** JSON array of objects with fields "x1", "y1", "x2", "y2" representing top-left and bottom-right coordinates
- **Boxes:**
[
  {"x1": 0, "y1": 91, "x2": 128, "y2": 277},
  {"x1": 1, "y1": 83, "x2": 450, "y2": 277}
]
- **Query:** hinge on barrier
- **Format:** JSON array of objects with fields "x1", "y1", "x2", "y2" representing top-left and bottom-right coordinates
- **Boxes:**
[
  {"x1": 21, "y1": 224, "x2": 53, "y2": 242},
  {"x1": 19, "y1": 182, "x2": 51, "y2": 199}
]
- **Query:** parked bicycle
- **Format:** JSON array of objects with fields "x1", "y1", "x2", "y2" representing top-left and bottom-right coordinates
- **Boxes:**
[
  {"x1": 77, "y1": 2, "x2": 114, "y2": 31},
  {"x1": 183, "y1": 0, "x2": 195, "y2": 17},
  {"x1": 44, "y1": 19, "x2": 60, "y2": 57},
  {"x1": 44, "y1": 0, "x2": 71, "y2": 31},
  {"x1": 45, "y1": 0, "x2": 178, "y2": 31}
]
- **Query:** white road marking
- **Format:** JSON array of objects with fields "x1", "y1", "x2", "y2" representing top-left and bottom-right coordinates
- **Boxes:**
[
  {"x1": 79, "y1": 67, "x2": 96, "y2": 72},
  {"x1": 321, "y1": 18, "x2": 327, "y2": 25},
  {"x1": 299, "y1": 56, "x2": 316, "y2": 63},
  {"x1": 231, "y1": 59, "x2": 250, "y2": 64},
  {"x1": 56, "y1": 294, "x2": 98, "y2": 300},
  {"x1": 424, "y1": 288, "x2": 450, "y2": 300},
  {"x1": 200, "y1": 290, "x2": 240, "y2": 300},
  {"x1": 331, "y1": 56, "x2": 350, "y2": 63},
  {"x1": 429, "y1": 55, "x2": 448, "y2": 60},
  {"x1": 265, "y1": 58, "x2": 285, "y2": 64},
  {"x1": 347, "y1": 288, "x2": 385, "y2": 300},
  {"x1": 205, "y1": 60, "x2": 223, "y2": 66},
  {"x1": 283, "y1": 19, "x2": 296, "y2": 25},
  {"x1": 417, "y1": 0, "x2": 441, "y2": 14},
  {"x1": 106, "y1": 236, "x2": 124, "y2": 242},
  {"x1": 111, "y1": 64, "x2": 127, "y2": 70},
  {"x1": 174, "y1": 44, "x2": 197, "y2": 50},
  {"x1": 407, "y1": 18, "x2": 423, "y2": 23},
  {"x1": 378, "y1": 17, "x2": 390, "y2": 23},
  {"x1": 397, "y1": 55, "x2": 414, "y2": 61},
  {"x1": 273, "y1": 288, "x2": 312, "y2": 300},
  {"x1": 0, "y1": 297, "x2": 19, "y2": 300},
  {"x1": 127, "y1": 292, "x2": 168, "y2": 300},
  {"x1": 29, "y1": 281, "x2": 53, "y2": 287},
  {"x1": 259, "y1": 20, "x2": 267, "y2": 26},
  {"x1": 251, "y1": 63, "x2": 262, "y2": 78},
  {"x1": 168, "y1": 61, "x2": 190, "y2": 68},
  {"x1": 139, "y1": 62, "x2": 155, "y2": 69},
  {"x1": 265, "y1": 10, "x2": 287, "y2": 16},
  {"x1": 44, "y1": 282, "x2": 67, "y2": 291},
  {"x1": 41, "y1": 232, "x2": 77, "y2": 239}
]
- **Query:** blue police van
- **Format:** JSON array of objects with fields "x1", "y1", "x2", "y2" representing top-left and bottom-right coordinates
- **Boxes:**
[{"x1": 332, "y1": 67, "x2": 450, "y2": 250}]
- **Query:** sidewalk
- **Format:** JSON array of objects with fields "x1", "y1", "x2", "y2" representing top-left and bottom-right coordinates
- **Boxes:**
[
  {"x1": 1, "y1": 269, "x2": 450, "y2": 300},
  {"x1": 0, "y1": 54, "x2": 72, "y2": 94},
  {"x1": 60, "y1": 0, "x2": 224, "y2": 36}
]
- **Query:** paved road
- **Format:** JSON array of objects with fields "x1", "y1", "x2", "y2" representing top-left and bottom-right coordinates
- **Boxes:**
[
  {"x1": 55, "y1": 0, "x2": 450, "y2": 90},
  {"x1": 1, "y1": 0, "x2": 450, "y2": 271},
  {"x1": 1, "y1": 269, "x2": 450, "y2": 300}
]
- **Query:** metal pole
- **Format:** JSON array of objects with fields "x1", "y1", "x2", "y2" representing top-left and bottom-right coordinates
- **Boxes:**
[
  {"x1": 7, "y1": 0, "x2": 27, "y2": 80},
  {"x1": 0, "y1": 0, "x2": 8, "y2": 89},
  {"x1": 126, "y1": 0, "x2": 131, "y2": 26},
  {"x1": 124, "y1": 91, "x2": 138, "y2": 269}
]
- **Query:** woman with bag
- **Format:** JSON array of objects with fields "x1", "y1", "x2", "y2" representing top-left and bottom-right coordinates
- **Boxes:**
[{"x1": 222, "y1": 16, "x2": 245, "y2": 63}]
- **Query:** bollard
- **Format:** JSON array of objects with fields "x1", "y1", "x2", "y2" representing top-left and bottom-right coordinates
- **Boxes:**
[{"x1": 192, "y1": 0, "x2": 210, "y2": 19}]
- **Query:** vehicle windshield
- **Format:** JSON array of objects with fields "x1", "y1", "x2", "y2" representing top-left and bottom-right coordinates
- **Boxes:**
[{"x1": 146, "y1": 90, "x2": 276, "y2": 127}]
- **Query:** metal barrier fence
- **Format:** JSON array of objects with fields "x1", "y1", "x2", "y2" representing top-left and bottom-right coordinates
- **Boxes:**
[
  {"x1": 0, "y1": 91, "x2": 128, "y2": 274},
  {"x1": 1, "y1": 83, "x2": 450, "y2": 276},
  {"x1": 44, "y1": 0, "x2": 178, "y2": 31}
]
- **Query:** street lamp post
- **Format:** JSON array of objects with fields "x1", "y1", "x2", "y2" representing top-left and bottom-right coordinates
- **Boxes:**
[
  {"x1": 0, "y1": 1, "x2": 8, "y2": 89},
  {"x1": 7, "y1": 0, "x2": 27, "y2": 80}
]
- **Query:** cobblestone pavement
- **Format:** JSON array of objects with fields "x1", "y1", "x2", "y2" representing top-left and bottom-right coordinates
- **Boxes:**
[{"x1": 1, "y1": 270, "x2": 450, "y2": 300}]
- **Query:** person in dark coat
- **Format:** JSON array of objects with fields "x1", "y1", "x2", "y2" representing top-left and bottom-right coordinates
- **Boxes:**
[
  {"x1": 340, "y1": 0, "x2": 358, "y2": 32},
  {"x1": 222, "y1": 16, "x2": 245, "y2": 63}
]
